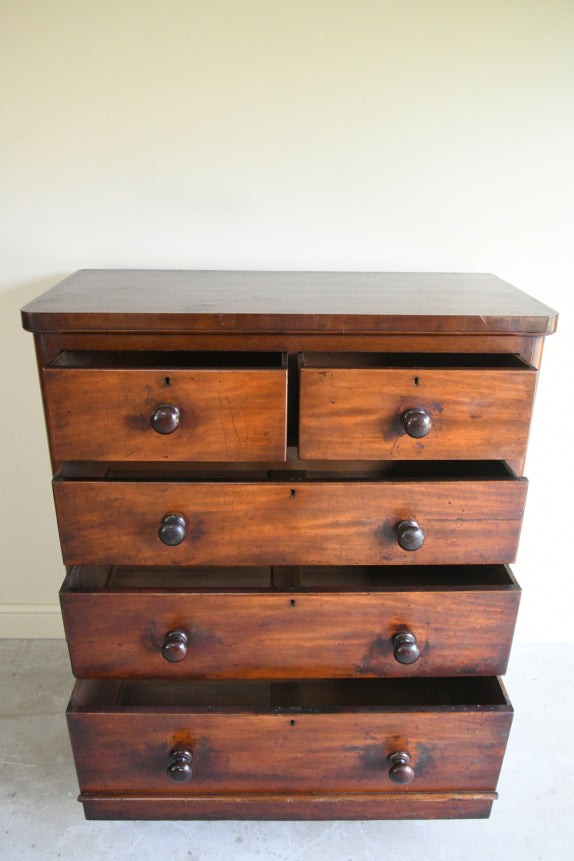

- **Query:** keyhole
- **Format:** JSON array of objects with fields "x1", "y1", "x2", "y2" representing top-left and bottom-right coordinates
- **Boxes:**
[
  {"x1": 165, "y1": 376, "x2": 171, "y2": 386},
  {"x1": 413, "y1": 376, "x2": 419, "y2": 386}
]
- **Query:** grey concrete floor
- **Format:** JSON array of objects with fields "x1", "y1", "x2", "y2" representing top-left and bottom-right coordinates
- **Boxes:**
[{"x1": 0, "y1": 640, "x2": 572, "y2": 861}]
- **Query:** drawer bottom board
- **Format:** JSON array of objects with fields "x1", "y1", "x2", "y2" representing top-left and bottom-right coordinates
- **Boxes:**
[{"x1": 79, "y1": 790, "x2": 497, "y2": 820}]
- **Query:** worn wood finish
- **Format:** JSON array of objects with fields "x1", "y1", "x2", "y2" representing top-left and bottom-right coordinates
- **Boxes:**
[
  {"x1": 21, "y1": 270, "x2": 557, "y2": 335},
  {"x1": 60, "y1": 570, "x2": 520, "y2": 678},
  {"x1": 22, "y1": 270, "x2": 558, "y2": 821},
  {"x1": 79, "y1": 791, "x2": 497, "y2": 820},
  {"x1": 44, "y1": 366, "x2": 287, "y2": 462},
  {"x1": 299, "y1": 363, "x2": 536, "y2": 461},
  {"x1": 67, "y1": 678, "x2": 512, "y2": 794},
  {"x1": 53, "y1": 477, "x2": 527, "y2": 566}
]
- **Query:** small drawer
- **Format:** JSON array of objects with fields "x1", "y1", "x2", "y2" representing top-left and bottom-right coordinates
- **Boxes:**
[
  {"x1": 53, "y1": 462, "x2": 527, "y2": 566},
  {"x1": 43, "y1": 351, "x2": 288, "y2": 462},
  {"x1": 67, "y1": 677, "x2": 513, "y2": 796},
  {"x1": 299, "y1": 352, "x2": 536, "y2": 461},
  {"x1": 60, "y1": 565, "x2": 520, "y2": 679}
]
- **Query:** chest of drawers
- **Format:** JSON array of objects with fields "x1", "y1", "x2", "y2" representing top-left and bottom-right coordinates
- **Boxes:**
[{"x1": 22, "y1": 270, "x2": 557, "y2": 821}]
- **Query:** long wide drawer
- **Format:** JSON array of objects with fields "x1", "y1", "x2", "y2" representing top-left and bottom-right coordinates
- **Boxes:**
[
  {"x1": 61, "y1": 565, "x2": 520, "y2": 678},
  {"x1": 67, "y1": 677, "x2": 513, "y2": 794},
  {"x1": 43, "y1": 351, "x2": 288, "y2": 462},
  {"x1": 53, "y1": 467, "x2": 527, "y2": 566},
  {"x1": 299, "y1": 352, "x2": 536, "y2": 461}
]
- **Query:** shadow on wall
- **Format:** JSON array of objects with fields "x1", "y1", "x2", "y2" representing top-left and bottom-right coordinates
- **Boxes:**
[
  {"x1": 0, "y1": 275, "x2": 70, "y2": 607},
  {"x1": 1, "y1": 273, "x2": 69, "y2": 434},
  {"x1": 2, "y1": 274, "x2": 68, "y2": 342}
]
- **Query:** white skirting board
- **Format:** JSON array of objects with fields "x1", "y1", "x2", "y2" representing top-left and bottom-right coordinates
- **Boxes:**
[{"x1": 0, "y1": 604, "x2": 64, "y2": 638}]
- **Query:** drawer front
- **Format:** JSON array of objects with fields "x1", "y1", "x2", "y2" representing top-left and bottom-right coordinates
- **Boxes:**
[
  {"x1": 54, "y1": 478, "x2": 527, "y2": 566},
  {"x1": 43, "y1": 367, "x2": 287, "y2": 461},
  {"x1": 61, "y1": 588, "x2": 520, "y2": 679},
  {"x1": 68, "y1": 692, "x2": 512, "y2": 794},
  {"x1": 299, "y1": 366, "x2": 535, "y2": 460}
]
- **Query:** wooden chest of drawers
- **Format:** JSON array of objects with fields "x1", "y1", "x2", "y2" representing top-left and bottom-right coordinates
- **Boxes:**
[{"x1": 22, "y1": 270, "x2": 557, "y2": 820}]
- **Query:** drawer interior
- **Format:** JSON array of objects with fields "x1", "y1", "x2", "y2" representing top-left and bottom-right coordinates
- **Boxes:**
[
  {"x1": 69, "y1": 676, "x2": 511, "y2": 712},
  {"x1": 300, "y1": 352, "x2": 533, "y2": 369},
  {"x1": 62, "y1": 564, "x2": 519, "y2": 593},
  {"x1": 49, "y1": 350, "x2": 287, "y2": 370},
  {"x1": 55, "y1": 458, "x2": 519, "y2": 482}
]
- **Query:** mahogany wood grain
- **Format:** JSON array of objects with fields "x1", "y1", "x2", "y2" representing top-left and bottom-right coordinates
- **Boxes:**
[
  {"x1": 22, "y1": 271, "x2": 558, "y2": 822},
  {"x1": 299, "y1": 363, "x2": 536, "y2": 461},
  {"x1": 66, "y1": 677, "x2": 512, "y2": 793},
  {"x1": 43, "y1": 366, "x2": 287, "y2": 462},
  {"x1": 21, "y1": 270, "x2": 557, "y2": 335},
  {"x1": 53, "y1": 477, "x2": 527, "y2": 566},
  {"x1": 36, "y1": 331, "x2": 543, "y2": 367},
  {"x1": 60, "y1": 571, "x2": 520, "y2": 678},
  {"x1": 79, "y1": 791, "x2": 497, "y2": 820}
]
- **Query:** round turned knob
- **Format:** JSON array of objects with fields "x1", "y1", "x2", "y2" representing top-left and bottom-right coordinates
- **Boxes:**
[
  {"x1": 393, "y1": 630, "x2": 420, "y2": 665},
  {"x1": 402, "y1": 408, "x2": 431, "y2": 439},
  {"x1": 396, "y1": 519, "x2": 425, "y2": 551},
  {"x1": 159, "y1": 514, "x2": 186, "y2": 546},
  {"x1": 151, "y1": 403, "x2": 180, "y2": 434},
  {"x1": 167, "y1": 749, "x2": 193, "y2": 783},
  {"x1": 162, "y1": 629, "x2": 188, "y2": 662},
  {"x1": 387, "y1": 751, "x2": 414, "y2": 785}
]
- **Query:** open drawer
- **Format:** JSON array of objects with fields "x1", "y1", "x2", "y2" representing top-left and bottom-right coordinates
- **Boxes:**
[
  {"x1": 61, "y1": 564, "x2": 520, "y2": 679},
  {"x1": 53, "y1": 461, "x2": 528, "y2": 566},
  {"x1": 43, "y1": 351, "x2": 288, "y2": 462},
  {"x1": 298, "y1": 352, "x2": 536, "y2": 461},
  {"x1": 67, "y1": 676, "x2": 513, "y2": 817}
]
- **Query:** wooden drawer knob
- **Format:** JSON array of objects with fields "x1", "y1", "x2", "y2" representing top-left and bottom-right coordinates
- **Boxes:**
[
  {"x1": 162, "y1": 629, "x2": 188, "y2": 662},
  {"x1": 402, "y1": 407, "x2": 431, "y2": 438},
  {"x1": 159, "y1": 514, "x2": 186, "y2": 546},
  {"x1": 151, "y1": 403, "x2": 180, "y2": 434},
  {"x1": 387, "y1": 751, "x2": 415, "y2": 785},
  {"x1": 396, "y1": 519, "x2": 425, "y2": 551},
  {"x1": 167, "y1": 748, "x2": 193, "y2": 783},
  {"x1": 392, "y1": 630, "x2": 420, "y2": 664}
]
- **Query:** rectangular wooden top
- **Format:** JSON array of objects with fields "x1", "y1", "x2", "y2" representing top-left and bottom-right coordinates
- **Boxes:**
[{"x1": 21, "y1": 270, "x2": 558, "y2": 335}]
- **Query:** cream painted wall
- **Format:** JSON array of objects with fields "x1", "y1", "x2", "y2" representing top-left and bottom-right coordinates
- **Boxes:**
[{"x1": 0, "y1": 0, "x2": 572, "y2": 639}]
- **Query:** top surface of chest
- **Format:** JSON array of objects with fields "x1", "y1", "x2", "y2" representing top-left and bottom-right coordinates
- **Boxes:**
[{"x1": 21, "y1": 270, "x2": 557, "y2": 335}]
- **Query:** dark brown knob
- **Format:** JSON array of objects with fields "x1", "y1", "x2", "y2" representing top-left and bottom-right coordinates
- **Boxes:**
[
  {"x1": 388, "y1": 751, "x2": 414, "y2": 785},
  {"x1": 402, "y1": 408, "x2": 431, "y2": 438},
  {"x1": 162, "y1": 629, "x2": 188, "y2": 662},
  {"x1": 159, "y1": 514, "x2": 186, "y2": 546},
  {"x1": 151, "y1": 403, "x2": 180, "y2": 434},
  {"x1": 167, "y1": 748, "x2": 193, "y2": 783},
  {"x1": 396, "y1": 519, "x2": 424, "y2": 551},
  {"x1": 393, "y1": 630, "x2": 420, "y2": 664}
]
